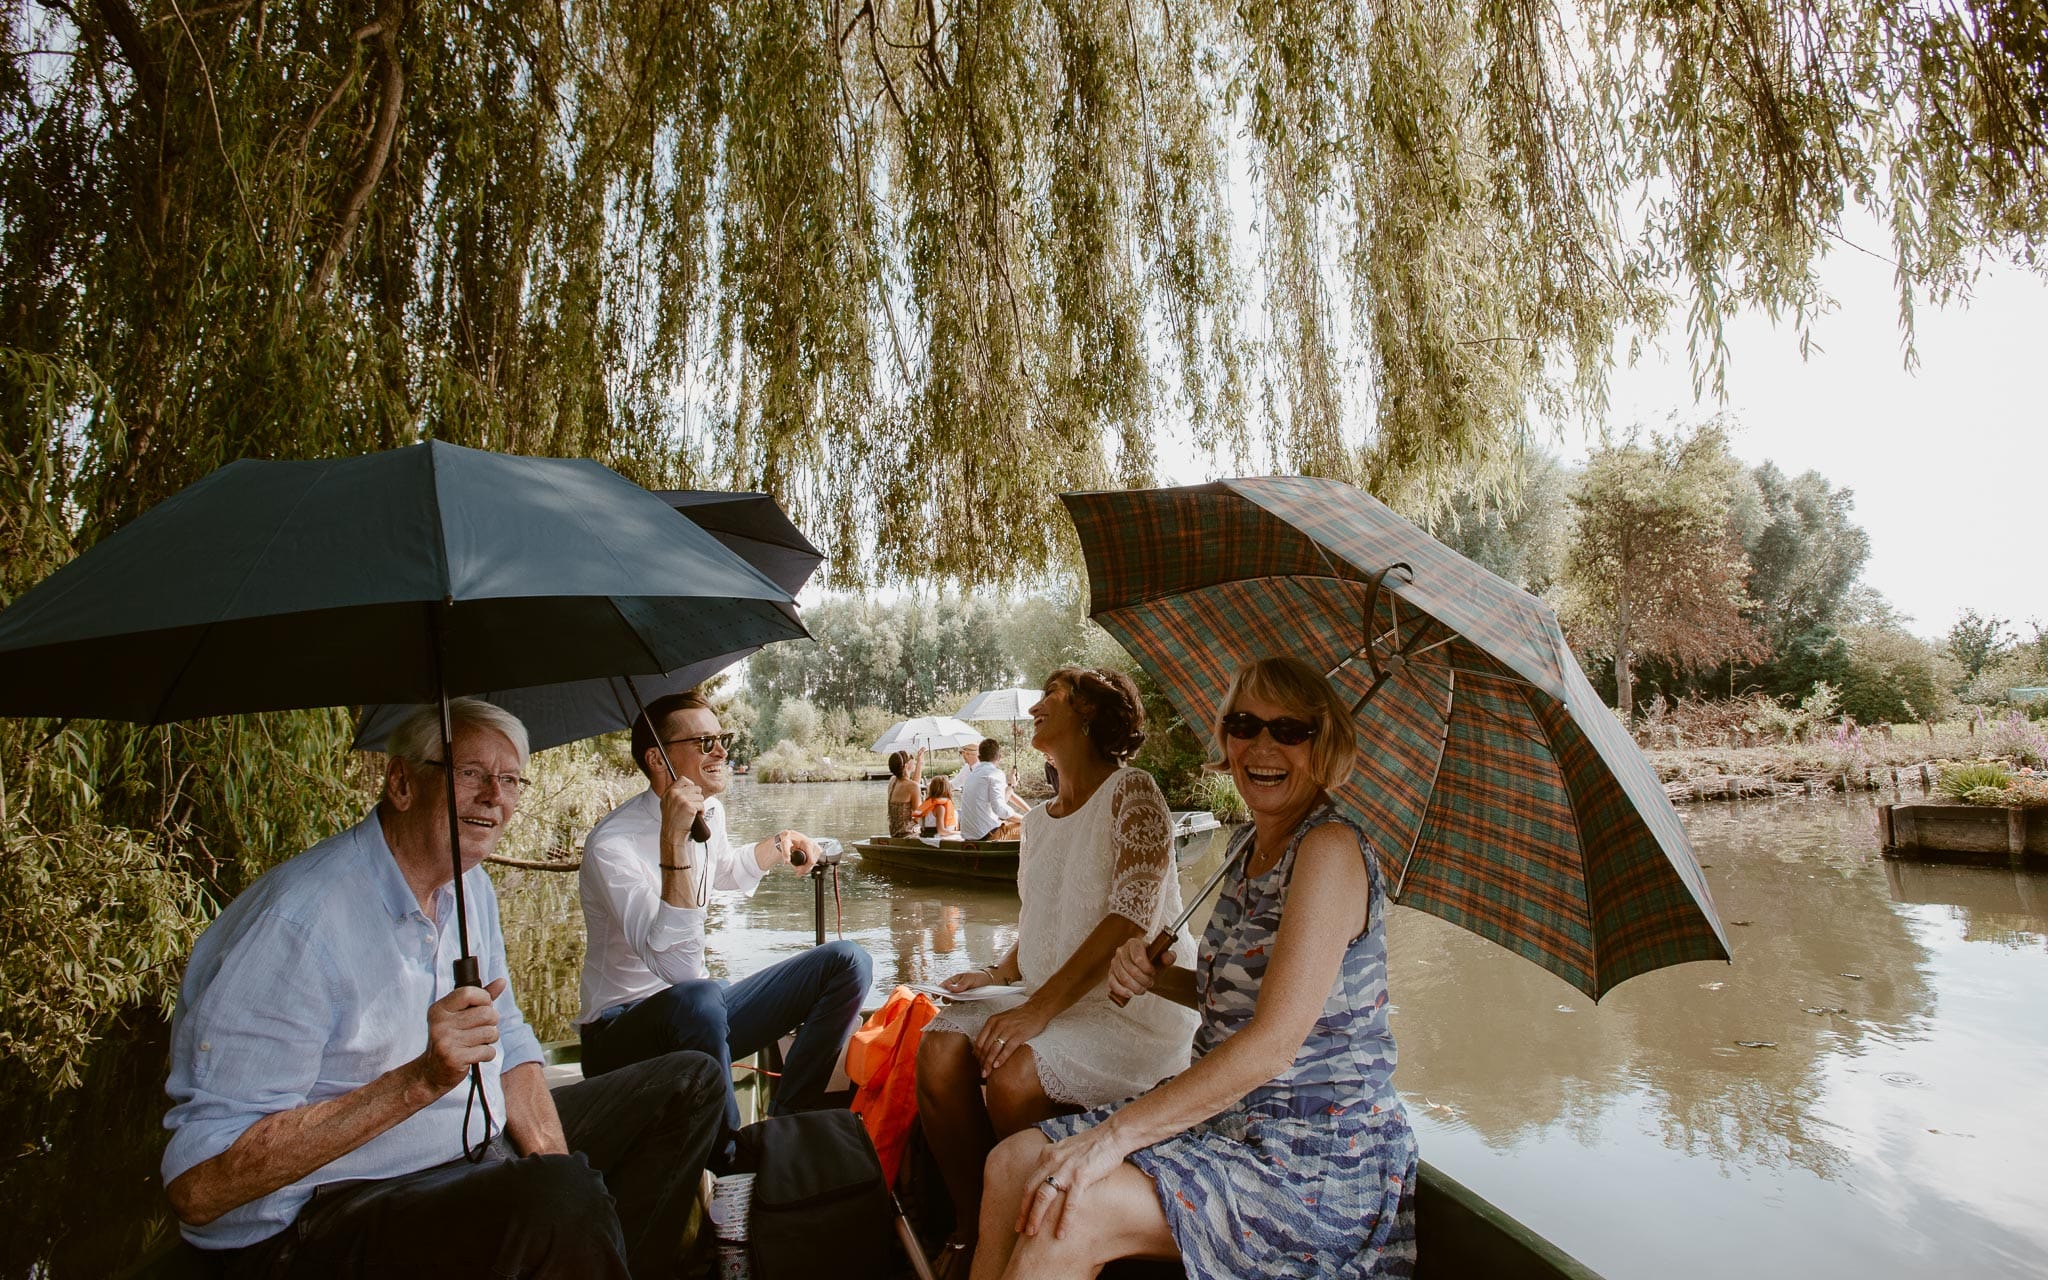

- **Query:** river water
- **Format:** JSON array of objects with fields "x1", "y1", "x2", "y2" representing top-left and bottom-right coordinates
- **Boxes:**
[{"x1": 497, "y1": 778, "x2": 2048, "y2": 1279}]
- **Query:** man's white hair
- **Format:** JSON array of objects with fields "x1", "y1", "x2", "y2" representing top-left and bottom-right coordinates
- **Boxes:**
[{"x1": 385, "y1": 698, "x2": 531, "y2": 770}]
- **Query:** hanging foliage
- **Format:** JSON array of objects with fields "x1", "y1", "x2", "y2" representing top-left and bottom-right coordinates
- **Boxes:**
[{"x1": 3, "y1": 0, "x2": 2043, "y2": 586}]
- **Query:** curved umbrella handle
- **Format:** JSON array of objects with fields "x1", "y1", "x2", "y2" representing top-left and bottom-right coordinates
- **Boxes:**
[
  {"x1": 1352, "y1": 561, "x2": 1414, "y2": 715},
  {"x1": 1107, "y1": 929, "x2": 1180, "y2": 1009}
]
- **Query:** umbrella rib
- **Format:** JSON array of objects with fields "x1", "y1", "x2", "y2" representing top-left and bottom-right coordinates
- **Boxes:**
[
  {"x1": 1408, "y1": 660, "x2": 1546, "y2": 693},
  {"x1": 604, "y1": 596, "x2": 674, "y2": 680},
  {"x1": 1512, "y1": 675, "x2": 1601, "y2": 996},
  {"x1": 1392, "y1": 666, "x2": 1457, "y2": 901}
]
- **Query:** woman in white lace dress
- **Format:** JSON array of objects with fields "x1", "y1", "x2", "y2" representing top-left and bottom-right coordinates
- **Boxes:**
[{"x1": 914, "y1": 667, "x2": 1200, "y2": 1276}]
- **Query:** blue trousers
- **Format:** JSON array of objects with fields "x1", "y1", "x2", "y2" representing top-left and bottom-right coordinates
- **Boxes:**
[{"x1": 581, "y1": 940, "x2": 872, "y2": 1131}]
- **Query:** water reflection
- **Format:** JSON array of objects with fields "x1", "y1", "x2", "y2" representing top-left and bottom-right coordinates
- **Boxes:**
[
  {"x1": 1393, "y1": 796, "x2": 2048, "y2": 1278},
  {"x1": 1884, "y1": 859, "x2": 2048, "y2": 945}
]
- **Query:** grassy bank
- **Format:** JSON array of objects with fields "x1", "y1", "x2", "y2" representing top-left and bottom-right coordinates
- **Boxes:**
[{"x1": 1640, "y1": 717, "x2": 2045, "y2": 801}]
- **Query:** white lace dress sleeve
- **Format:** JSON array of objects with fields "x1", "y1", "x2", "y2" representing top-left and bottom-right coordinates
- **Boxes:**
[
  {"x1": 926, "y1": 766, "x2": 1199, "y2": 1107},
  {"x1": 1105, "y1": 769, "x2": 1174, "y2": 930}
]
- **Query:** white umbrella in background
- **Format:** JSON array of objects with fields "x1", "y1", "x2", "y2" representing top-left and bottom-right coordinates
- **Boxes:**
[
  {"x1": 956, "y1": 685, "x2": 1042, "y2": 761},
  {"x1": 955, "y1": 686, "x2": 1040, "y2": 723},
  {"x1": 871, "y1": 714, "x2": 983, "y2": 756}
]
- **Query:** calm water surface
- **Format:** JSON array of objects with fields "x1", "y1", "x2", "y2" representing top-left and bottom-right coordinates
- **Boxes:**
[{"x1": 502, "y1": 778, "x2": 2048, "y2": 1279}]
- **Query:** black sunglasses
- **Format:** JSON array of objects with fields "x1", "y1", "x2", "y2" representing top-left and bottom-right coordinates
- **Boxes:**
[
  {"x1": 664, "y1": 732, "x2": 737, "y2": 755},
  {"x1": 1221, "y1": 711, "x2": 1321, "y2": 746}
]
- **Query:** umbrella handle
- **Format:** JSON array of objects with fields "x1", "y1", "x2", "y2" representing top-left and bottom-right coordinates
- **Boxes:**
[
  {"x1": 1108, "y1": 930, "x2": 1178, "y2": 1008},
  {"x1": 623, "y1": 674, "x2": 715, "y2": 845}
]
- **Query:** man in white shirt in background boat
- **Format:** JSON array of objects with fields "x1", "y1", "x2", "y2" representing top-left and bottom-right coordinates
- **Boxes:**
[
  {"x1": 577, "y1": 690, "x2": 874, "y2": 1131},
  {"x1": 957, "y1": 736, "x2": 1028, "y2": 840},
  {"x1": 160, "y1": 698, "x2": 725, "y2": 1280}
]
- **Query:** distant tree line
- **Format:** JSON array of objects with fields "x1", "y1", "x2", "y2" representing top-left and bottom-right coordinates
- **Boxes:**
[{"x1": 1432, "y1": 421, "x2": 2044, "y2": 727}]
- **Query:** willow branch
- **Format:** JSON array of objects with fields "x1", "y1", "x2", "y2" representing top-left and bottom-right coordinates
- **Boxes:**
[
  {"x1": 168, "y1": 0, "x2": 260, "y2": 242},
  {"x1": 309, "y1": 9, "x2": 404, "y2": 297},
  {"x1": 93, "y1": 0, "x2": 166, "y2": 112}
]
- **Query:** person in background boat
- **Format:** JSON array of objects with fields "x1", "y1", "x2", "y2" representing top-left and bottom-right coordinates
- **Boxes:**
[
  {"x1": 916, "y1": 773, "x2": 962, "y2": 838},
  {"x1": 916, "y1": 669, "x2": 1200, "y2": 1279},
  {"x1": 974, "y1": 655, "x2": 1418, "y2": 1280},
  {"x1": 887, "y1": 747, "x2": 927, "y2": 837},
  {"x1": 958, "y1": 737, "x2": 1028, "y2": 841},
  {"x1": 160, "y1": 698, "x2": 727, "y2": 1279},
  {"x1": 576, "y1": 690, "x2": 874, "y2": 1132}
]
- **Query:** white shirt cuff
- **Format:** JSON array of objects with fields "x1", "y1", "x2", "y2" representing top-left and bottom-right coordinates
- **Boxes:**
[{"x1": 648, "y1": 900, "x2": 707, "y2": 946}]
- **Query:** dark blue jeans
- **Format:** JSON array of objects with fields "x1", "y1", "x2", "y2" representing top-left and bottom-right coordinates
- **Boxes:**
[
  {"x1": 580, "y1": 940, "x2": 873, "y2": 1131},
  {"x1": 216, "y1": 1050, "x2": 725, "y2": 1280}
]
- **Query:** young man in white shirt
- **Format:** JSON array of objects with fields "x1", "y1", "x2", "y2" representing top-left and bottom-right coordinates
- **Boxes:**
[
  {"x1": 957, "y1": 736, "x2": 1028, "y2": 840},
  {"x1": 576, "y1": 691, "x2": 873, "y2": 1130}
]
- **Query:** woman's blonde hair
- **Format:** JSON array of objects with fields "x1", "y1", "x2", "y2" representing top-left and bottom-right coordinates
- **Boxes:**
[{"x1": 1207, "y1": 656, "x2": 1356, "y2": 790}]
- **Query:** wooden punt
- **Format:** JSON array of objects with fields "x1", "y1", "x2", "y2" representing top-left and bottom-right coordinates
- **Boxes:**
[
  {"x1": 853, "y1": 835, "x2": 1022, "y2": 882},
  {"x1": 123, "y1": 1039, "x2": 1602, "y2": 1280},
  {"x1": 855, "y1": 812, "x2": 1224, "y2": 885}
]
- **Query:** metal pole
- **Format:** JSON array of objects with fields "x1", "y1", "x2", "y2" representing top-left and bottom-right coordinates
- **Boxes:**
[
  {"x1": 430, "y1": 609, "x2": 477, "y2": 985},
  {"x1": 431, "y1": 605, "x2": 492, "y2": 1160}
]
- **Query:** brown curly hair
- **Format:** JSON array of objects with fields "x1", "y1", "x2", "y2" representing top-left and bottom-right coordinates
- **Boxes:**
[{"x1": 1044, "y1": 666, "x2": 1146, "y2": 762}]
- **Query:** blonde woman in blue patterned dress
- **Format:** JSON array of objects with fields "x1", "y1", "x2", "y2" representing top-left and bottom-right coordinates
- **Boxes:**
[{"x1": 971, "y1": 655, "x2": 1418, "y2": 1280}]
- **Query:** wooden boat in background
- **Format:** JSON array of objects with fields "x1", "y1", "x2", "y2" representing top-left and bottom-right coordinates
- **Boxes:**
[
  {"x1": 854, "y1": 811, "x2": 1225, "y2": 885},
  {"x1": 853, "y1": 835, "x2": 1021, "y2": 882}
]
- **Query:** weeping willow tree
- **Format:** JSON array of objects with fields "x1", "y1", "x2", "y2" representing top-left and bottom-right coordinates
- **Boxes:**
[{"x1": 3, "y1": 0, "x2": 2043, "y2": 583}]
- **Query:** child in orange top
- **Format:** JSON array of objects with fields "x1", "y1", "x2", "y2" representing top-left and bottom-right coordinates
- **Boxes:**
[{"x1": 912, "y1": 774, "x2": 961, "y2": 837}]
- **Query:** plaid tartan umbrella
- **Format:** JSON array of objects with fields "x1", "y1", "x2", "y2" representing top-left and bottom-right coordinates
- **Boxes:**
[{"x1": 1062, "y1": 476, "x2": 1729, "y2": 1000}]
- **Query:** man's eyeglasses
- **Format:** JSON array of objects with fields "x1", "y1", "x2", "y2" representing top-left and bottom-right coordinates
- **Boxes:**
[
  {"x1": 422, "y1": 760, "x2": 530, "y2": 796},
  {"x1": 664, "y1": 732, "x2": 737, "y2": 756},
  {"x1": 1220, "y1": 712, "x2": 1321, "y2": 747}
]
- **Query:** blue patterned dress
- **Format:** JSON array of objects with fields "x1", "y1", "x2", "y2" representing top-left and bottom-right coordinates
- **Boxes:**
[{"x1": 1038, "y1": 804, "x2": 1418, "y2": 1278}]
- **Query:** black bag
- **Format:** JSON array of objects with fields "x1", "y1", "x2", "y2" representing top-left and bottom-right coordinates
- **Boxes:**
[{"x1": 733, "y1": 1109, "x2": 904, "y2": 1280}]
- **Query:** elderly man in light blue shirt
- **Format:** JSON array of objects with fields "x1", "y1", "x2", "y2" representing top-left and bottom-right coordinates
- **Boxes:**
[{"x1": 161, "y1": 699, "x2": 725, "y2": 1279}]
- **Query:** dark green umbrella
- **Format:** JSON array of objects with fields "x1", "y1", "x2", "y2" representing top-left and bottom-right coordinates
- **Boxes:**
[
  {"x1": 0, "y1": 439, "x2": 804, "y2": 1065},
  {"x1": 0, "y1": 442, "x2": 807, "y2": 1157},
  {"x1": 1062, "y1": 476, "x2": 1728, "y2": 1000},
  {"x1": 0, "y1": 447, "x2": 802, "y2": 722},
  {"x1": 352, "y1": 489, "x2": 822, "y2": 754}
]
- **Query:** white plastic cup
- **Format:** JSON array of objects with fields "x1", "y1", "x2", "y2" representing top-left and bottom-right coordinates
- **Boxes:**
[{"x1": 708, "y1": 1172, "x2": 755, "y2": 1242}]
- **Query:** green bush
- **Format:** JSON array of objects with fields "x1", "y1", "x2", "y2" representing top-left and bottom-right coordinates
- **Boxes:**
[
  {"x1": 1186, "y1": 771, "x2": 1249, "y2": 824},
  {"x1": 1936, "y1": 761, "x2": 2011, "y2": 801}
]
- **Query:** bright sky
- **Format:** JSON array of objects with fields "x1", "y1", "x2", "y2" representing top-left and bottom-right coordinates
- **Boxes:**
[
  {"x1": 1584, "y1": 244, "x2": 2048, "y2": 641},
  {"x1": 1153, "y1": 237, "x2": 2048, "y2": 642}
]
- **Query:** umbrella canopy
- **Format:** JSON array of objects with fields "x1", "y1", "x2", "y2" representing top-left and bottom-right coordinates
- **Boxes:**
[
  {"x1": 657, "y1": 490, "x2": 823, "y2": 596},
  {"x1": 1062, "y1": 476, "x2": 1729, "y2": 1000},
  {"x1": 0, "y1": 443, "x2": 804, "y2": 721},
  {"x1": 955, "y1": 687, "x2": 1042, "y2": 722},
  {"x1": 871, "y1": 715, "x2": 983, "y2": 755},
  {"x1": 353, "y1": 489, "x2": 821, "y2": 753}
]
